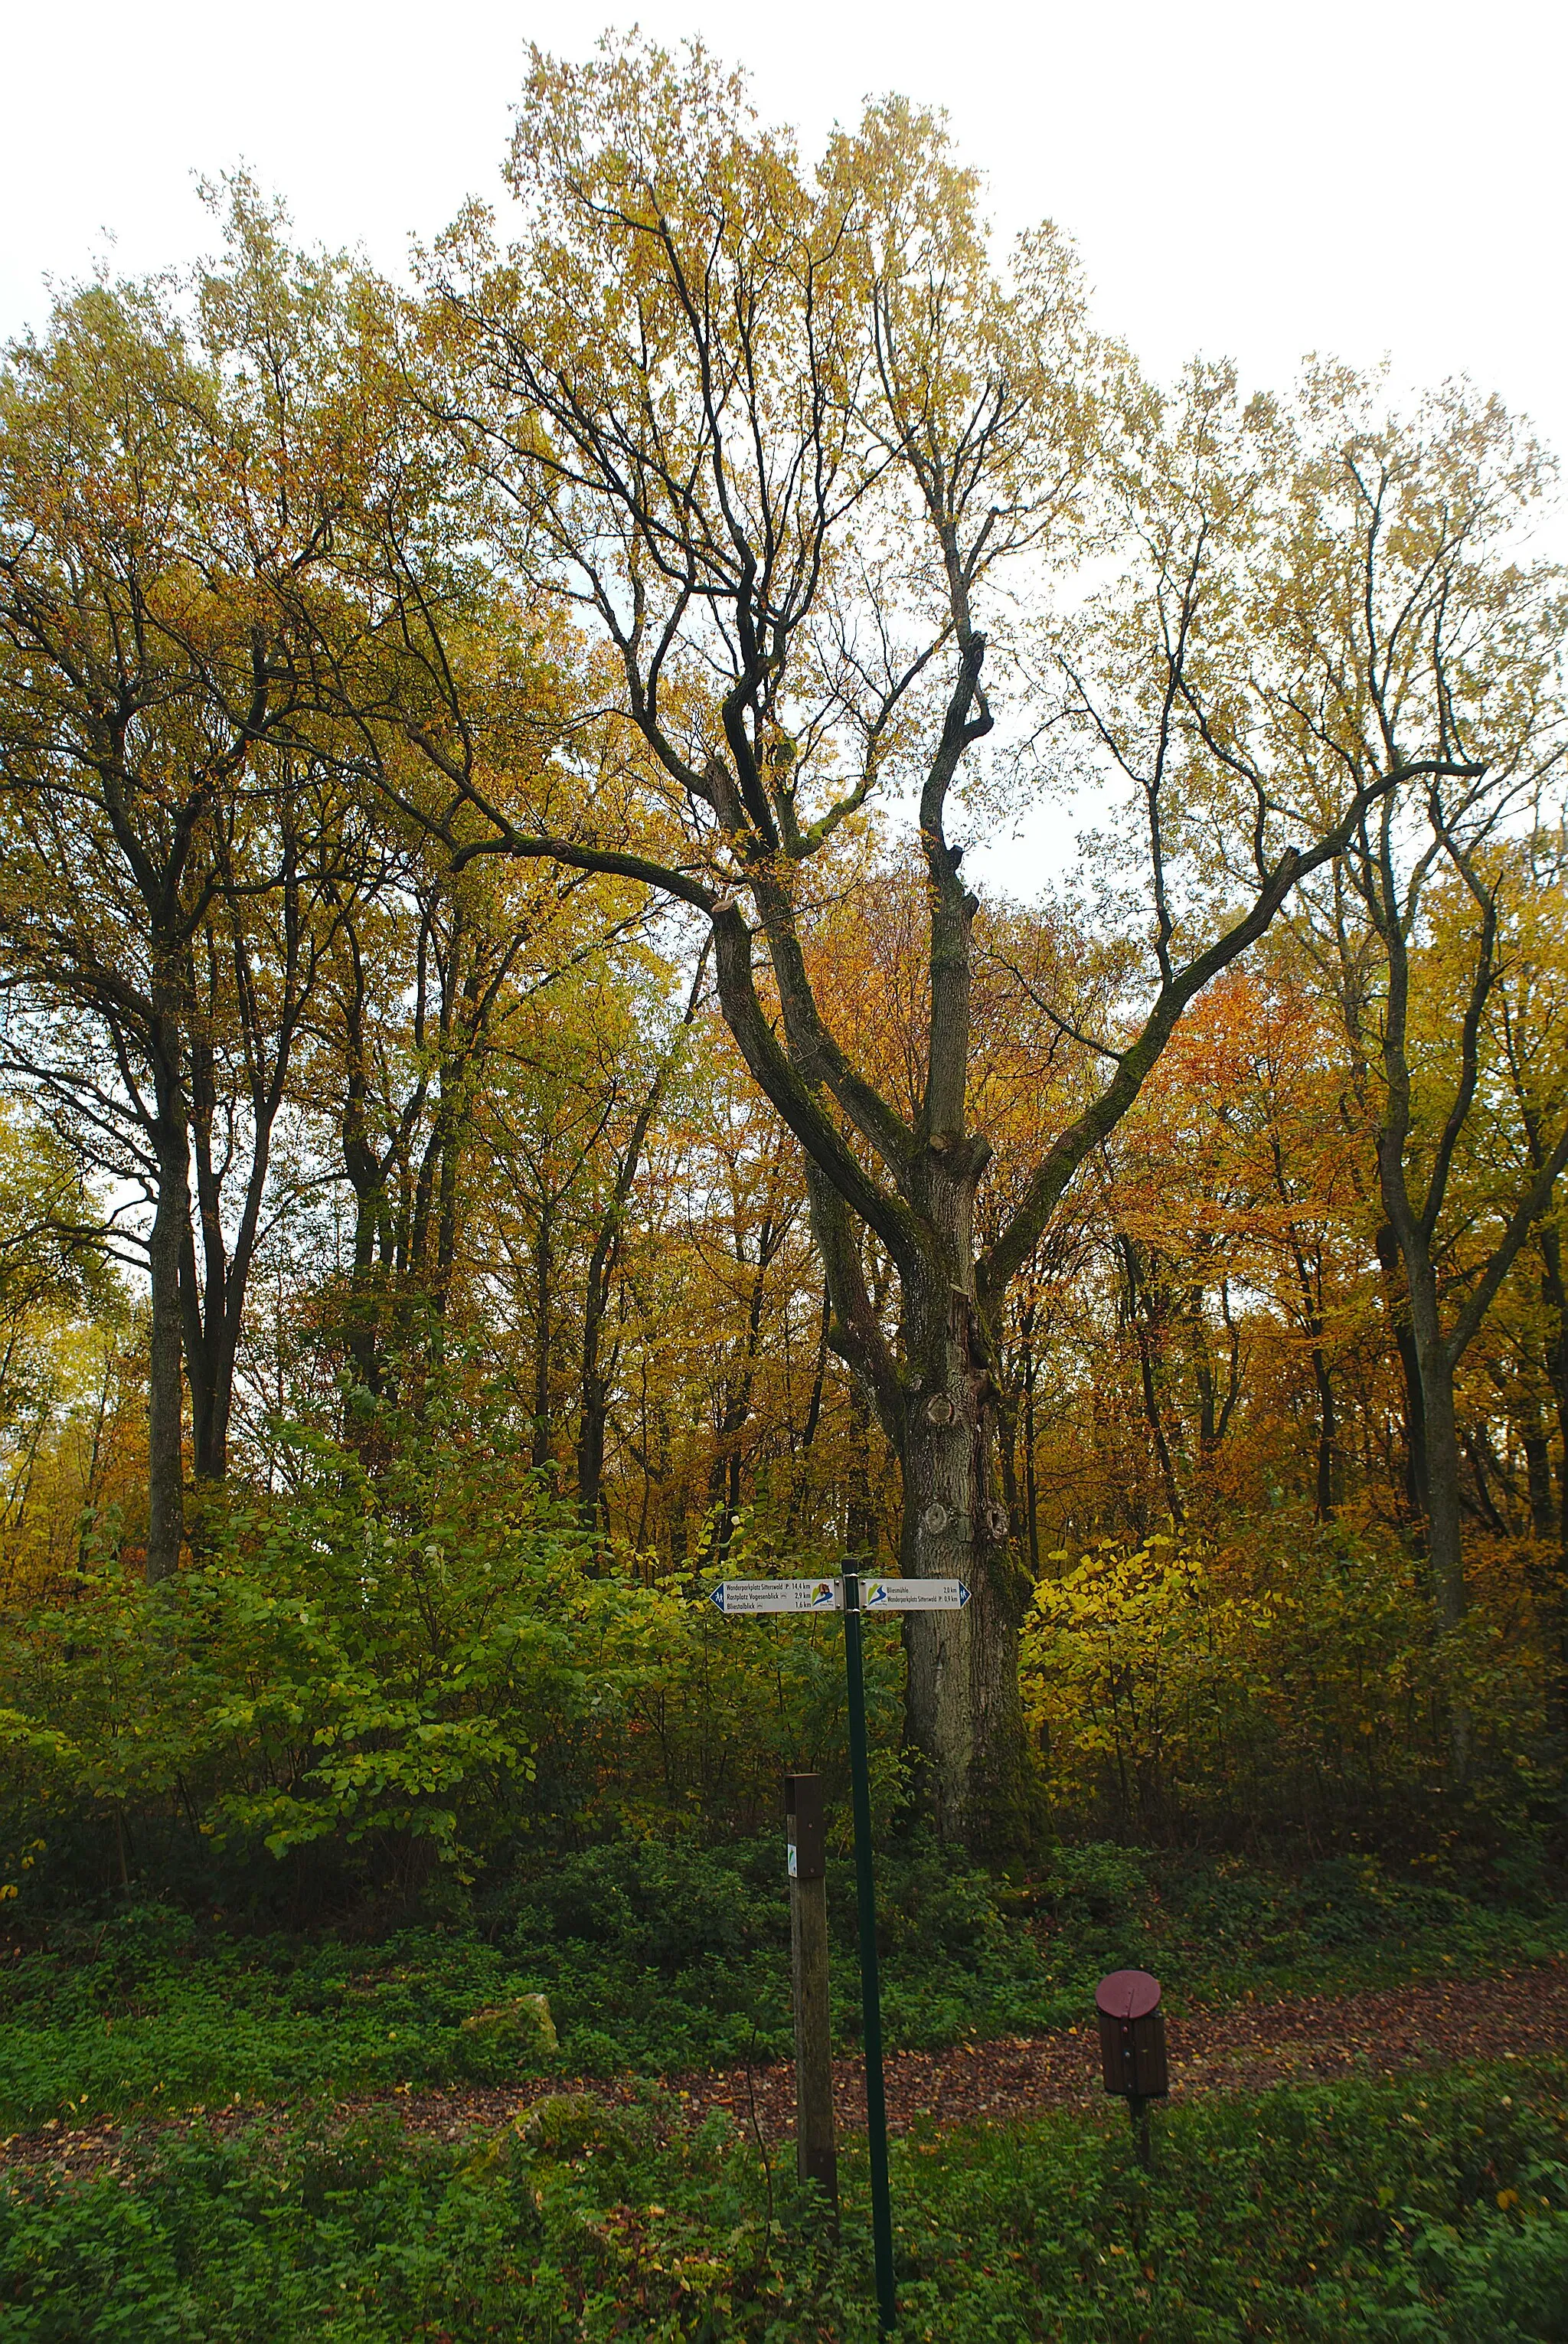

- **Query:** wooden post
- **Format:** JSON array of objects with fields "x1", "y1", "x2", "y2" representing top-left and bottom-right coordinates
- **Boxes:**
[{"x1": 785, "y1": 1771, "x2": 838, "y2": 2224}]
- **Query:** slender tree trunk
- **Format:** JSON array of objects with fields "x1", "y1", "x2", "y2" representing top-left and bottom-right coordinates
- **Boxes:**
[
  {"x1": 1523, "y1": 1424, "x2": 1556, "y2": 1542},
  {"x1": 1534, "y1": 1231, "x2": 1568, "y2": 1711},
  {"x1": 344, "y1": 1171, "x2": 390, "y2": 1410},
  {"x1": 1022, "y1": 1339, "x2": 1040, "y2": 1577},
  {"x1": 1276, "y1": 1154, "x2": 1338, "y2": 1523},
  {"x1": 181, "y1": 1233, "x2": 237, "y2": 1489},
  {"x1": 1119, "y1": 1236, "x2": 1183, "y2": 1527},
  {"x1": 843, "y1": 1362, "x2": 877, "y2": 1561},
  {"x1": 181, "y1": 1053, "x2": 292, "y2": 1489},
  {"x1": 1191, "y1": 1291, "x2": 1219, "y2": 1463},
  {"x1": 336, "y1": 933, "x2": 397, "y2": 1433},
  {"x1": 576, "y1": 1291, "x2": 612, "y2": 1530},
  {"x1": 531, "y1": 1198, "x2": 553, "y2": 1473},
  {"x1": 436, "y1": 1093, "x2": 463, "y2": 1309},
  {"x1": 183, "y1": 1003, "x2": 227, "y2": 1486},
  {"x1": 1310, "y1": 1343, "x2": 1338, "y2": 1522},
  {"x1": 1540, "y1": 1229, "x2": 1568, "y2": 1564},
  {"x1": 784, "y1": 1289, "x2": 831, "y2": 1540},
  {"x1": 1405, "y1": 1254, "x2": 1466, "y2": 1630},
  {"x1": 706, "y1": 1247, "x2": 770, "y2": 1557},
  {"x1": 188, "y1": 1350, "x2": 231, "y2": 1486},
  {"x1": 1375, "y1": 1225, "x2": 1429, "y2": 1521},
  {"x1": 577, "y1": 948, "x2": 707, "y2": 1531},
  {"x1": 1465, "y1": 1430, "x2": 1512, "y2": 1536}
]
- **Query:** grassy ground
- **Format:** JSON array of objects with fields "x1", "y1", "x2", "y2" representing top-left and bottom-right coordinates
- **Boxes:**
[
  {"x1": 4, "y1": 1839, "x2": 1563, "y2": 2133},
  {"x1": 3, "y1": 2061, "x2": 1566, "y2": 2340},
  {"x1": 6, "y1": 1845, "x2": 1566, "y2": 2337}
]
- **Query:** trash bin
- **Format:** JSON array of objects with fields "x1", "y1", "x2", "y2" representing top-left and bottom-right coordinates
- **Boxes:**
[{"x1": 1095, "y1": 1968, "x2": 1168, "y2": 2100}]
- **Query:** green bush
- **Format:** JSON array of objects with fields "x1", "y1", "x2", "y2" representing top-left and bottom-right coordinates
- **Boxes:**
[
  {"x1": 0, "y1": 1412, "x2": 903, "y2": 1923},
  {"x1": 5, "y1": 1832, "x2": 1566, "y2": 2133},
  {"x1": 2, "y1": 2063, "x2": 1566, "y2": 2339},
  {"x1": 1022, "y1": 1519, "x2": 1556, "y2": 1852},
  {"x1": 504, "y1": 1837, "x2": 784, "y2": 1976}
]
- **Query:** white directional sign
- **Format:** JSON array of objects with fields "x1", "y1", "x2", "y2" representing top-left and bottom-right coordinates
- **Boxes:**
[
  {"x1": 708, "y1": 1577, "x2": 842, "y2": 1615},
  {"x1": 861, "y1": 1577, "x2": 971, "y2": 1612}
]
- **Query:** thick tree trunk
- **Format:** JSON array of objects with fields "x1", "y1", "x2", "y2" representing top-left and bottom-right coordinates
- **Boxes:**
[
  {"x1": 184, "y1": 1014, "x2": 231, "y2": 1486},
  {"x1": 146, "y1": 973, "x2": 190, "y2": 1582},
  {"x1": 893, "y1": 1164, "x2": 1033, "y2": 1853},
  {"x1": 146, "y1": 1160, "x2": 188, "y2": 1581}
]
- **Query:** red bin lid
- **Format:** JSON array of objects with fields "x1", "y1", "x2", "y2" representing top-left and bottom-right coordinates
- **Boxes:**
[{"x1": 1095, "y1": 1968, "x2": 1161, "y2": 2020}]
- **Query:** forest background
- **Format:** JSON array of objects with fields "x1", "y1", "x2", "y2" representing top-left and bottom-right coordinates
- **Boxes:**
[
  {"x1": 0, "y1": 27, "x2": 1563, "y2": 2003},
  {"x1": 2, "y1": 34, "x2": 1568, "y2": 2338}
]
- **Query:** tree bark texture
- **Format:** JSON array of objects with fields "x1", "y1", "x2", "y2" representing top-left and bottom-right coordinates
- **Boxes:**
[
  {"x1": 893, "y1": 1224, "x2": 1034, "y2": 1852},
  {"x1": 145, "y1": 963, "x2": 190, "y2": 1581}
]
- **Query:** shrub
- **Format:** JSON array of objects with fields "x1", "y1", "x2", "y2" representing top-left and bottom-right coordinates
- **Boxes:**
[{"x1": 1022, "y1": 1516, "x2": 1552, "y2": 1849}]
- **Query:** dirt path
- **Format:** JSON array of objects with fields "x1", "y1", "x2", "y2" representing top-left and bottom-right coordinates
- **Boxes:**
[{"x1": 8, "y1": 1962, "x2": 1566, "y2": 2184}]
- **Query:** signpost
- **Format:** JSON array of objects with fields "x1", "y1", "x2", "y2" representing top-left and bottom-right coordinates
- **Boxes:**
[
  {"x1": 708, "y1": 1577, "x2": 841, "y2": 1614},
  {"x1": 707, "y1": 1569, "x2": 970, "y2": 2333},
  {"x1": 840, "y1": 1568, "x2": 896, "y2": 2332},
  {"x1": 861, "y1": 1577, "x2": 970, "y2": 1612}
]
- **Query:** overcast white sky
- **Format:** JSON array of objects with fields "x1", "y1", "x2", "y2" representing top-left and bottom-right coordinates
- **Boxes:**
[{"x1": 4, "y1": 0, "x2": 1564, "y2": 472}]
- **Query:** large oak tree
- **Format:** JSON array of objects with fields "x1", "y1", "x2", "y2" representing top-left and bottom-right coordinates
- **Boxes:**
[{"x1": 322, "y1": 36, "x2": 1498, "y2": 1844}]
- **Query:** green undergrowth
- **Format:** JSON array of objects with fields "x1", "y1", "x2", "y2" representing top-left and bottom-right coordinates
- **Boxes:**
[
  {"x1": 3, "y1": 2061, "x2": 1566, "y2": 2340},
  {"x1": 2, "y1": 1837, "x2": 1563, "y2": 2133}
]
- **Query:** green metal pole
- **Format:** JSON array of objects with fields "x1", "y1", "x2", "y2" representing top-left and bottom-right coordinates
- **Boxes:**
[{"x1": 842, "y1": 1568, "x2": 896, "y2": 2332}]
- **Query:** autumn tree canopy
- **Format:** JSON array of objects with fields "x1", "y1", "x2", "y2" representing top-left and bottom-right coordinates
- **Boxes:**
[{"x1": 0, "y1": 42, "x2": 1564, "y2": 1858}]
